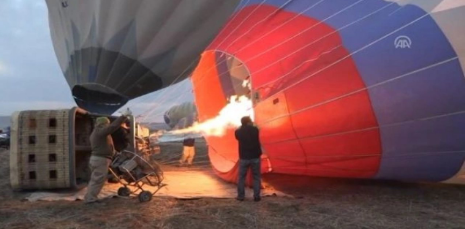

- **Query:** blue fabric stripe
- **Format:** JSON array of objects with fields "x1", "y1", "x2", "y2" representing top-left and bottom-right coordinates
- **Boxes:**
[{"x1": 377, "y1": 113, "x2": 465, "y2": 181}]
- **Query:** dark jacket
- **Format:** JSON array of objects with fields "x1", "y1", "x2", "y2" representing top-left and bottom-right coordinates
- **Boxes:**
[
  {"x1": 90, "y1": 116, "x2": 127, "y2": 159},
  {"x1": 235, "y1": 124, "x2": 262, "y2": 160},
  {"x1": 111, "y1": 126, "x2": 130, "y2": 152},
  {"x1": 183, "y1": 138, "x2": 195, "y2": 147}
]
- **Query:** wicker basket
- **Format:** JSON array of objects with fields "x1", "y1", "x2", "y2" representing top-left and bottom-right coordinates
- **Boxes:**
[{"x1": 10, "y1": 108, "x2": 82, "y2": 190}]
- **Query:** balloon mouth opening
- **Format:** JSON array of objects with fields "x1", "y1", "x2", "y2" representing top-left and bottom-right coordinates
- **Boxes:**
[
  {"x1": 190, "y1": 50, "x2": 254, "y2": 173},
  {"x1": 72, "y1": 84, "x2": 129, "y2": 114}
]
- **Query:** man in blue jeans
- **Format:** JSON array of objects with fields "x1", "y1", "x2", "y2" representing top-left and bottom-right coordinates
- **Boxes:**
[{"x1": 234, "y1": 116, "x2": 262, "y2": 202}]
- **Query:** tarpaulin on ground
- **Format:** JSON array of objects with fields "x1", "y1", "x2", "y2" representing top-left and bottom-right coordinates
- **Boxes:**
[{"x1": 25, "y1": 170, "x2": 288, "y2": 201}]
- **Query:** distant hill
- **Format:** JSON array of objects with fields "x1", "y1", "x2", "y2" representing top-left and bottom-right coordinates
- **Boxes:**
[{"x1": 0, "y1": 116, "x2": 10, "y2": 130}]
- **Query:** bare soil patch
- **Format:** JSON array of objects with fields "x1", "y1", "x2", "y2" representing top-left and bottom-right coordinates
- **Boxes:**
[{"x1": 1, "y1": 143, "x2": 465, "y2": 229}]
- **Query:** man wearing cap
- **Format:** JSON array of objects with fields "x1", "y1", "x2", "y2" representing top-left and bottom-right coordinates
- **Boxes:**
[
  {"x1": 84, "y1": 111, "x2": 131, "y2": 204},
  {"x1": 234, "y1": 116, "x2": 262, "y2": 202}
]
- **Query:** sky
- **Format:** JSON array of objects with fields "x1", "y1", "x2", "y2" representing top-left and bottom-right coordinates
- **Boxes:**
[{"x1": 0, "y1": 0, "x2": 194, "y2": 123}]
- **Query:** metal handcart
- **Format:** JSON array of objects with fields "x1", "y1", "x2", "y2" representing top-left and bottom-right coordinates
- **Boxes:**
[{"x1": 109, "y1": 150, "x2": 166, "y2": 202}]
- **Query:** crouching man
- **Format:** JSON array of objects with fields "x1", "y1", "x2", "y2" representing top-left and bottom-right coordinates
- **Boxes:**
[{"x1": 84, "y1": 110, "x2": 131, "y2": 204}]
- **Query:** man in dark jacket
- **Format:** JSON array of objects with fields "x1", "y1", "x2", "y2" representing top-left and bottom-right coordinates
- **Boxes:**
[
  {"x1": 84, "y1": 113, "x2": 129, "y2": 204},
  {"x1": 234, "y1": 116, "x2": 262, "y2": 202}
]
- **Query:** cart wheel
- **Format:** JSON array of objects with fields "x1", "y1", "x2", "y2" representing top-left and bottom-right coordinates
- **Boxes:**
[
  {"x1": 117, "y1": 187, "x2": 130, "y2": 197},
  {"x1": 138, "y1": 191, "x2": 152, "y2": 202}
]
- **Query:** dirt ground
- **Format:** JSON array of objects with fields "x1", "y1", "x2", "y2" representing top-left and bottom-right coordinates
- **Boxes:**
[{"x1": 1, "y1": 141, "x2": 465, "y2": 229}]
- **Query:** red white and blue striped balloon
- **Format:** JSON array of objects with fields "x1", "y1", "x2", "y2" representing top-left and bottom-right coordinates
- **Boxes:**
[{"x1": 191, "y1": 0, "x2": 465, "y2": 184}]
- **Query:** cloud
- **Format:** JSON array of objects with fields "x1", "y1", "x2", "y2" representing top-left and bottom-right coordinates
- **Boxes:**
[
  {"x1": 0, "y1": 0, "x2": 75, "y2": 115},
  {"x1": 0, "y1": 60, "x2": 9, "y2": 75}
]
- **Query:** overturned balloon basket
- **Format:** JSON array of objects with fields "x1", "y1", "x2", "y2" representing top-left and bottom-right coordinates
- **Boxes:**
[{"x1": 109, "y1": 150, "x2": 166, "y2": 202}]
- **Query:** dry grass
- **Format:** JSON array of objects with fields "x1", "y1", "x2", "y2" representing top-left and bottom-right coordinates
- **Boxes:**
[{"x1": 1, "y1": 145, "x2": 465, "y2": 229}]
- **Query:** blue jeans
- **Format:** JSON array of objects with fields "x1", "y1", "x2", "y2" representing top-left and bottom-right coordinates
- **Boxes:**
[{"x1": 237, "y1": 158, "x2": 261, "y2": 199}]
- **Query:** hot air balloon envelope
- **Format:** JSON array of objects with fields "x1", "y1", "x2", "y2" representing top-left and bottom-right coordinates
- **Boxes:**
[
  {"x1": 192, "y1": 0, "x2": 465, "y2": 184},
  {"x1": 45, "y1": 0, "x2": 241, "y2": 114}
]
